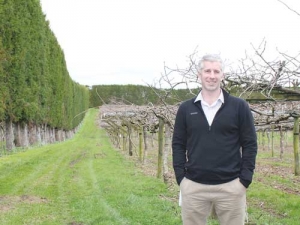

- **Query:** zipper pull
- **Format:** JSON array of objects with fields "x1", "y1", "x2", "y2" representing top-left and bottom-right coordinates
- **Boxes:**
[{"x1": 209, "y1": 126, "x2": 211, "y2": 131}]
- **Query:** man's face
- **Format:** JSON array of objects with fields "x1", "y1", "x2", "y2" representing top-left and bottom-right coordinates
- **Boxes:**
[{"x1": 198, "y1": 61, "x2": 224, "y2": 92}]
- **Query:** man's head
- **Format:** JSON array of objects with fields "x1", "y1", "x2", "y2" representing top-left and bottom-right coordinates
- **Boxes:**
[
  {"x1": 198, "y1": 54, "x2": 224, "y2": 72},
  {"x1": 197, "y1": 54, "x2": 224, "y2": 92}
]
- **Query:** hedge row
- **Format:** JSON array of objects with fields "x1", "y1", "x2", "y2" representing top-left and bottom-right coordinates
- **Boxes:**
[{"x1": 0, "y1": 0, "x2": 89, "y2": 130}]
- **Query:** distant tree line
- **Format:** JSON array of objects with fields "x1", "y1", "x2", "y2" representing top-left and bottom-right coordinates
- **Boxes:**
[
  {"x1": 89, "y1": 84, "x2": 300, "y2": 108},
  {"x1": 0, "y1": 0, "x2": 89, "y2": 150},
  {"x1": 89, "y1": 84, "x2": 198, "y2": 107}
]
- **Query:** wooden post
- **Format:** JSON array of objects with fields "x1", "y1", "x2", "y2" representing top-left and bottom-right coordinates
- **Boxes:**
[
  {"x1": 122, "y1": 133, "x2": 126, "y2": 152},
  {"x1": 128, "y1": 125, "x2": 133, "y2": 156},
  {"x1": 151, "y1": 133, "x2": 154, "y2": 148},
  {"x1": 285, "y1": 130, "x2": 288, "y2": 148},
  {"x1": 157, "y1": 118, "x2": 164, "y2": 179},
  {"x1": 138, "y1": 126, "x2": 144, "y2": 162},
  {"x1": 293, "y1": 117, "x2": 300, "y2": 176},
  {"x1": 143, "y1": 126, "x2": 148, "y2": 162},
  {"x1": 266, "y1": 129, "x2": 270, "y2": 152},
  {"x1": 163, "y1": 124, "x2": 171, "y2": 183},
  {"x1": 279, "y1": 125, "x2": 284, "y2": 159},
  {"x1": 271, "y1": 124, "x2": 274, "y2": 157},
  {"x1": 262, "y1": 129, "x2": 266, "y2": 151},
  {"x1": 117, "y1": 129, "x2": 121, "y2": 149},
  {"x1": 257, "y1": 131, "x2": 261, "y2": 145}
]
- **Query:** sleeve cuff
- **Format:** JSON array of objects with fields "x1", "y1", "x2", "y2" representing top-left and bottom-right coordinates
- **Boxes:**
[{"x1": 239, "y1": 178, "x2": 251, "y2": 188}]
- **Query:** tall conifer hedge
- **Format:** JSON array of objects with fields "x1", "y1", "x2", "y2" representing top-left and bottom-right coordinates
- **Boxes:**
[{"x1": 0, "y1": 0, "x2": 89, "y2": 130}]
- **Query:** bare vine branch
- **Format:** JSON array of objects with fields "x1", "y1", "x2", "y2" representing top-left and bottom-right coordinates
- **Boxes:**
[{"x1": 277, "y1": 0, "x2": 300, "y2": 16}]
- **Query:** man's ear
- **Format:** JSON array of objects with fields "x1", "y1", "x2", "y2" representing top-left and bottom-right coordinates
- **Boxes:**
[{"x1": 221, "y1": 73, "x2": 225, "y2": 80}]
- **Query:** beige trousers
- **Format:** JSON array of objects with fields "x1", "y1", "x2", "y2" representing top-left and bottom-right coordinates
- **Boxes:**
[{"x1": 180, "y1": 177, "x2": 246, "y2": 225}]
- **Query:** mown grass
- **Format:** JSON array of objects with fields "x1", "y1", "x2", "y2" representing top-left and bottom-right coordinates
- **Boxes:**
[
  {"x1": 239, "y1": 131, "x2": 300, "y2": 225},
  {"x1": 122, "y1": 129, "x2": 300, "y2": 225},
  {"x1": 0, "y1": 109, "x2": 181, "y2": 225},
  {"x1": 1, "y1": 110, "x2": 300, "y2": 225},
  {"x1": 247, "y1": 181, "x2": 300, "y2": 225}
]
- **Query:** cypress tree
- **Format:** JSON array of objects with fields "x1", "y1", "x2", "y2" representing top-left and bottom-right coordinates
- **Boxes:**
[{"x1": 0, "y1": 0, "x2": 89, "y2": 132}]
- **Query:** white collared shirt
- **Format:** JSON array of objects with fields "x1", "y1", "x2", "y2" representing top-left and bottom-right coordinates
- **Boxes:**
[{"x1": 194, "y1": 90, "x2": 224, "y2": 126}]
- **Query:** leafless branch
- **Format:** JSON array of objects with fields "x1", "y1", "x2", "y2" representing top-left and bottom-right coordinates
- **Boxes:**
[{"x1": 277, "y1": 0, "x2": 300, "y2": 16}]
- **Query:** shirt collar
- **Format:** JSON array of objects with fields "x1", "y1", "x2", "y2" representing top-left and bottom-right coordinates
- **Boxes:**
[{"x1": 194, "y1": 89, "x2": 224, "y2": 104}]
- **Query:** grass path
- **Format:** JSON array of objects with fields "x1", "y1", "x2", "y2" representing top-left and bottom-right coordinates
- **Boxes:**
[{"x1": 0, "y1": 109, "x2": 181, "y2": 225}]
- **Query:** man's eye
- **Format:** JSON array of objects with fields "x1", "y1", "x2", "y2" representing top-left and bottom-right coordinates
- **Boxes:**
[
  {"x1": 214, "y1": 70, "x2": 220, "y2": 74},
  {"x1": 204, "y1": 70, "x2": 211, "y2": 73}
]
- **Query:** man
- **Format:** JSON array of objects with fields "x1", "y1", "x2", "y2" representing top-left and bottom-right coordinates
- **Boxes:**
[{"x1": 172, "y1": 54, "x2": 257, "y2": 225}]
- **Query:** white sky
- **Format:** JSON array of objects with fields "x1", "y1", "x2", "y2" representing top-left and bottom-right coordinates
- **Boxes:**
[{"x1": 40, "y1": 0, "x2": 300, "y2": 87}]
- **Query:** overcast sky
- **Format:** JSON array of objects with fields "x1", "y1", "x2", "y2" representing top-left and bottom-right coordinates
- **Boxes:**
[{"x1": 40, "y1": 0, "x2": 300, "y2": 87}]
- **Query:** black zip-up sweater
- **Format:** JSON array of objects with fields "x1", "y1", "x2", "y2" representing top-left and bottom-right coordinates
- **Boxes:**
[{"x1": 172, "y1": 89, "x2": 257, "y2": 188}]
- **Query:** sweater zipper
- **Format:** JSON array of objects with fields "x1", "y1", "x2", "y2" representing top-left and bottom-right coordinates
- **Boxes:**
[{"x1": 209, "y1": 103, "x2": 225, "y2": 132}]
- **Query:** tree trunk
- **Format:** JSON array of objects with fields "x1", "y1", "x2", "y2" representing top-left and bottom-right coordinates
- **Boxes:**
[
  {"x1": 50, "y1": 127, "x2": 55, "y2": 143},
  {"x1": 55, "y1": 129, "x2": 60, "y2": 142},
  {"x1": 0, "y1": 124, "x2": 5, "y2": 150},
  {"x1": 45, "y1": 126, "x2": 50, "y2": 144},
  {"x1": 37, "y1": 125, "x2": 42, "y2": 146},
  {"x1": 14, "y1": 122, "x2": 21, "y2": 147},
  {"x1": 5, "y1": 119, "x2": 14, "y2": 151},
  {"x1": 41, "y1": 124, "x2": 46, "y2": 145},
  {"x1": 61, "y1": 130, "x2": 65, "y2": 141},
  {"x1": 28, "y1": 123, "x2": 37, "y2": 145},
  {"x1": 20, "y1": 123, "x2": 29, "y2": 148}
]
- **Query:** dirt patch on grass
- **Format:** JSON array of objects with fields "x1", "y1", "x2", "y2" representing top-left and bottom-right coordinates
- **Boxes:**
[
  {"x1": 0, "y1": 195, "x2": 48, "y2": 213},
  {"x1": 68, "y1": 222, "x2": 84, "y2": 225},
  {"x1": 250, "y1": 198, "x2": 289, "y2": 220},
  {"x1": 93, "y1": 150, "x2": 107, "y2": 158},
  {"x1": 69, "y1": 151, "x2": 87, "y2": 167},
  {"x1": 19, "y1": 195, "x2": 48, "y2": 204},
  {"x1": 255, "y1": 162, "x2": 300, "y2": 195},
  {"x1": 255, "y1": 146, "x2": 300, "y2": 196}
]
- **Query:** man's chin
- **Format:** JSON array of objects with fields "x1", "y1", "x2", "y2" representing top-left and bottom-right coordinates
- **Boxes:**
[{"x1": 205, "y1": 86, "x2": 219, "y2": 91}]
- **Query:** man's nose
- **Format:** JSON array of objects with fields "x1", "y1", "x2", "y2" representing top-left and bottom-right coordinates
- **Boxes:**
[{"x1": 208, "y1": 71, "x2": 216, "y2": 78}]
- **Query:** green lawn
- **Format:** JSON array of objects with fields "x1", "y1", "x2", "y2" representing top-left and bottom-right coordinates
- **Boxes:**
[
  {"x1": 1, "y1": 109, "x2": 300, "y2": 225},
  {"x1": 120, "y1": 128, "x2": 300, "y2": 225},
  {"x1": 0, "y1": 109, "x2": 181, "y2": 225}
]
